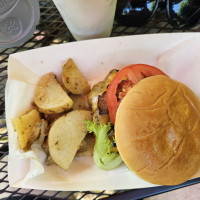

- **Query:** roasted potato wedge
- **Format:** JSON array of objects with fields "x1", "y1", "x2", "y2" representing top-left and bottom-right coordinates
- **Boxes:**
[
  {"x1": 42, "y1": 137, "x2": 49, "y2": 154},
  {"x1": 12, "y1": 109, "x2": 41, "y2": 150},
  {"x1": 76, "y1": 134, "x2": 95, "y2": 157},
  {"x1": 36, "y1": 119, "x2": 48, "y2": 146},
  {"x1": 26, "y1": 119, "x2": 48, "y2": 150},
  {"x1": 62, "y1": 58, "x2": 90, "y2": 94},
  {"x1": 34, "y1": 72, "x2": 73, "y2": 114},
  {"x1": 46, "y1": 154, "x2": 55, "y2": 165},
  {"x1": 48, "y1": 110, "x2": 92, "y2": 170},
  {"x1": 69, "y1": 94, "x2": 90, "y2": 111},
  {"x1": 46, "y1": 137, "x2": 90, "y2": 165},
  {"x1": 77, "y1": 139, "x2": 87, "y2": 153},
  {"x1": 43, "y1": 112, "x2": 65, "y2": 124}
]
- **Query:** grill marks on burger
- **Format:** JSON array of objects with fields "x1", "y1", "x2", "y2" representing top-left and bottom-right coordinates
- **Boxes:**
[{"x1": 116, "y1": 80, "x2": 134, "y2": 101}]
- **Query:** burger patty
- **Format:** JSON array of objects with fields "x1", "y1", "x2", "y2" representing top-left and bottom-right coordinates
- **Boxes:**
[{"x1": 97, "y1": 91, "x2": 108, "y2": 115}]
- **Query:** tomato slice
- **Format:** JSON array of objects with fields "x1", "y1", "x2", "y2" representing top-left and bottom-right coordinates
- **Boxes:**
[{"x1": 106, "y1": 64, "x2": 167, "y2": 123}]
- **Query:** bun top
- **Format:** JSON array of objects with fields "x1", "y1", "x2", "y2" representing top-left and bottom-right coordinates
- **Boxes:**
[{"x1": 115, "y1": 75, "x2": 200, "y2": 185}]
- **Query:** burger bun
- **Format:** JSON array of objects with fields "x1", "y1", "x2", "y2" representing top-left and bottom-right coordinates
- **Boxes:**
[{"x1": 115, "y1": 75, "x2": 200, "y2": 185}]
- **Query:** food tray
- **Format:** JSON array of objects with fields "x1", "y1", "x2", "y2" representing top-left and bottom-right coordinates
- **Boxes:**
[{"x1": 0, "y1": 0, "x2": 200, "y2": 199}]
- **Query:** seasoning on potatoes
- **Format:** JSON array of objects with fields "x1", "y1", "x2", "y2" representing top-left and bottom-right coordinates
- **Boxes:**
[
  {"x1": 34, "y1": 72, "x2": 73, "y2": 114},
  {"x1": 48, "y1": 110, "x2": 92, "y2": 170},
  {"x1": 62, "y1": 58, "x2": 90, "y2": 94},
  {"x1": 12, "y1": 109, "x2": 41, "y2": 150}
]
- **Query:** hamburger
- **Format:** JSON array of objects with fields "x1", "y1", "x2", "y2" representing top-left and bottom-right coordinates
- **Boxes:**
[
  {"x1": 115, "y1": 75, "x2": 200, "y2": 185},
  {"x1": 87, "y1": 64, "x2": 200, "y2": 185}
]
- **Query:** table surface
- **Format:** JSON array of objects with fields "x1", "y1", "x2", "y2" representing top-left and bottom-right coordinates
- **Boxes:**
[{"x1": 1, "y1": 0, "x2": 200, "y2": 199}]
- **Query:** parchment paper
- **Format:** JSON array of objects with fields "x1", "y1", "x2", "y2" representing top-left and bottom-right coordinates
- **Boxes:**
[{"x1": 6, "y1": 33, "x2": 200, "y2": 191}]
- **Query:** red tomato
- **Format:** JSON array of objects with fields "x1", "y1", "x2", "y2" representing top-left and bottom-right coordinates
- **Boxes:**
[{"x1": 106, "y1": 64, "x2": 167, "y2": 123}]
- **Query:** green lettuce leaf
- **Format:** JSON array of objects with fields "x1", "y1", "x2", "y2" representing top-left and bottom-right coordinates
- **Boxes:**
[{"x1": 85, "y1": 121, "x2": 122, "y2": 170}]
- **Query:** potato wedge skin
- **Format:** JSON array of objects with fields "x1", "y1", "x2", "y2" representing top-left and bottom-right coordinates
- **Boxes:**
[
  {"x1": 48, "y1": 110, "x2": 92, "y2": 170},
  {"x1": 32, "y1": 119, "x2": 48, "y2": 147},
  {"x1": 76, "y1": 134, "x2": 95, "y2": 157},
  {"x1": 34, "y1": 72, "x2": 73, "y2": 114},
  {"x1": 12, "y1": 109, "x2": 41, "y2": 150},
  {"x1": 62, "y1": 59, "x2": 90, "y2": 95},
  {"x1": 69, "y1": 94, "x2": 90, "y2": 111}
]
